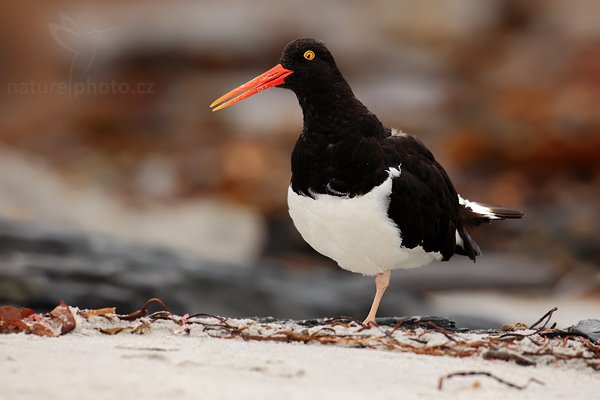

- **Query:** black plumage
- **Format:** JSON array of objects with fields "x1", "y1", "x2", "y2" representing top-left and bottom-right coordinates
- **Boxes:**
[{"x1": 281, "y1": 39, "x2": 521, "y2": 263}]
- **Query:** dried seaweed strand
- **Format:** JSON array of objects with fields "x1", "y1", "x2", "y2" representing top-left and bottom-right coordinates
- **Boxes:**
[
  {"x1": 117, "y1": 303, "x2": 596, "y2": 370},
  {"x1": 118, "y1": 298, "x2": 169, "y2": 321},
  {"x1": 529, "y1": 307, "x2": 558, "y2": 330},
  {"x1": 499, "y1": 306, "x2": 558, "y2": 340},
  {"x1": 540, "y1": 330, "x2": 595, "y2": 341},
  {"x1": 438, "y1": 371, "x2": 544, "y2": 390}
]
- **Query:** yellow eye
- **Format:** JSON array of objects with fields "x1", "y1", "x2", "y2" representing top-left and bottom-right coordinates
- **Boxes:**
[{"x1": 303, "y1": 50, "x2": 315, "y2": 61}]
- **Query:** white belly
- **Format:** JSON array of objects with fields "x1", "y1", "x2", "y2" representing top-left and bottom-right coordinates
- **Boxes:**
[{"x1": 287, "y1": 173, "x2": 441, "y2": 276}]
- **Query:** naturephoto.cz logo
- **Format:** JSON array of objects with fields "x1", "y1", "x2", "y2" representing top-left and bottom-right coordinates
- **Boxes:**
[
  {"x1": 7, "y1": 12, "x2": 154, "y2": 98},
  {"x1": 8, "y1": 79, "x2": 155, "y2": 98}
]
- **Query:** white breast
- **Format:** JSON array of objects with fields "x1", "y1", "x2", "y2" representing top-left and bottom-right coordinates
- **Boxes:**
[{"x1": 287, "y1": 170, "x2": 441, "y2": 276}]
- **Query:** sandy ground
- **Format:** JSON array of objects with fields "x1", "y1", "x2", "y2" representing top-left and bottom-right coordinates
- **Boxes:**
[{"x1": 1, "y1": 321, "x2": 598, "y2": 400}]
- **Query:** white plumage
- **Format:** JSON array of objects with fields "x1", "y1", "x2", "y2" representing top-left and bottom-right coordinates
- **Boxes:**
[{"x1": 287, "y1": 168, "x2": 442, "y2": 276}]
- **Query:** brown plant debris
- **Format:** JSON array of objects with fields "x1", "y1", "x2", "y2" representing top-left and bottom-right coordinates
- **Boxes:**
[
  {"x1": 117, "y1": 298, "x2": 170, "y2": 321},
  {"x1": 49, "y1": 301, "x2": 77, "y2": 335},
  {"x1": 80, "y1": 307, "x2": 116, "y2": 319},
  {"x1": 99, "y1": 327, "x2": 133, "y2": 335},
  {"x1": 482, "y1": 350, "x2": 536, "y2": 366},
  {"x1": 529, "y1": 307, "x2": 559, "y2": 330},
  {"x1": 0, "y1": 302, "x2": 75, "y2": 337},
  {"x1": 1, "y1": 301, "x2": 598, "y2": 371}
]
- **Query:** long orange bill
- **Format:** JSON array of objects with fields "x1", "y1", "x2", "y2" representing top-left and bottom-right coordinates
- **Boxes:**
[{"x1": 210, "y1": 64, "x2": 293, "y2": 111}]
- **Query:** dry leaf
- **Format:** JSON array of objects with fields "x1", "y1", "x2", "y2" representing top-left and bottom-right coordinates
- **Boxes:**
[
  {"x1": 131, "y1": 321, "x2": 151, "y2": 335},
  {"x1": 23, "y1": 312, "x2": 55, "y2": 336},
  {"x1": 1, "y1": 319, "x2": 31, "y2": 333},
  {"x1": 20, "y1": 308, "x2": 35, "y2": 319},
  {"x1": 0, "y1": 306, "x2": 33, "y2": 321},
  {"x1": 0, "y1": 306, "x2": 36, "y2": 334},
  {"x1": 49, "y1": 301, "x2": 76, "y2": 335},
  {"x1": 0, "y1": 306, "x2": 20, "y2": 322},
  {"x1": 99, "y1": 327, "x2": 132, "y2": 335},
  {"x1": 80, "y1": 308, "x2": 116, "y2": 319},
  {"x1": 31, "y1": 323, "x2": 54, "y2": 337}
]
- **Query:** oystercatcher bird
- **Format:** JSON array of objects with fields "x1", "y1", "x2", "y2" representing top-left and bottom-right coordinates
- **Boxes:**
[{"x1": 211, "y1": 38, "x2": 523, "y2": 325}]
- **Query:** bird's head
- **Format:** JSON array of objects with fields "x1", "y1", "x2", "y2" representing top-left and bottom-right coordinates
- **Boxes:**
[{"x1": 210, "y1": 38, "x2": 343, "y2": 111}]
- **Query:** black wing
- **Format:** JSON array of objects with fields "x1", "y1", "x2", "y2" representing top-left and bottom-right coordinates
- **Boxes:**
[{"x1": 382, "y1": 133, "x2": 478, "y2": 261}]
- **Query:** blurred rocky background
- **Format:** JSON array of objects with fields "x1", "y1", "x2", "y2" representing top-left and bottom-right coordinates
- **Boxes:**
[{"x1": 0, "y1": 0, "x2": 598, "y2": 328}]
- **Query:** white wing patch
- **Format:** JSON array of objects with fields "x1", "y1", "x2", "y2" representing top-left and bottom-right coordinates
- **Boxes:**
[
  {"x1": 391, "y1": 128, "x2": 408, "y2": 137},
  {"x1": 455, "y1": 230, "x2": 464, "y2": 248},
  {"x1": 387, "y1": 164, "x2": 401, "y2": 178},
  {"x1": 458, "y1": 195, "x2": 499, "y2": 219}
]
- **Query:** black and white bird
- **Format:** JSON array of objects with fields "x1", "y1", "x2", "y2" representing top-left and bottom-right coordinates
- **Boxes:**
[{"x1": 211, "y1": 38, "x2": 523, "y2": 325}]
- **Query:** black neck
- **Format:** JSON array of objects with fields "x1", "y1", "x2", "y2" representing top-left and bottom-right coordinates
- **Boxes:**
[
  {"x1": 289, "y1": 75, "x2": 390, "y2": 197},
  {"x1": 293, "y1": 77, "x2": 383, "y2": 139}
]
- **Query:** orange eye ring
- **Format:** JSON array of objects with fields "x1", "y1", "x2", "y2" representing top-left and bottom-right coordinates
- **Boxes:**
[{"x1": 303, "y1": 50, "x2": 315, "y2": 61}]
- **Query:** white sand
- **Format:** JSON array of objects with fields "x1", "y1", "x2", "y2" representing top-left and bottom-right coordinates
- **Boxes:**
[{"x1": 1, "y1": 314, "x2": 598, "y2": 400}]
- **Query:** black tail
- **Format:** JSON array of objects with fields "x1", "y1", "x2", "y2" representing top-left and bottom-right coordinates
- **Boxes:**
[
  {"x1": 455, "y1": 196, "x2": 524, "y2": 262},
  {"x1": 480, "y1": 204, "x2": 524, "y2": 220},
  {"x1": 455, "y1": 229, "x2": 481, "y2": 262},
  {"x1": 459, "y1": 197, "x2": 524, "y2": 227}
]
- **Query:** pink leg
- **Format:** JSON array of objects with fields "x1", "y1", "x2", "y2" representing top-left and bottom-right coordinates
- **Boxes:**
[{"x1": 362, "y1": 270, "x2": 391, "y2": 326}]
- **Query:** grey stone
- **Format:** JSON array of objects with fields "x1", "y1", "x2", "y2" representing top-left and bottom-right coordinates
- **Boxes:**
[{"x1": 571, "y1": 319, "x2": 600, "y2": 343}]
